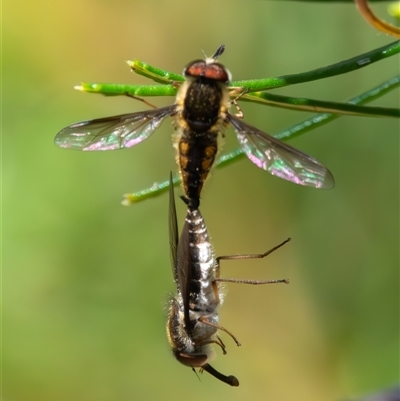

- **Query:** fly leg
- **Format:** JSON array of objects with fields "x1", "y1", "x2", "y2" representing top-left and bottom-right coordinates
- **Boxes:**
[
  {"x1": 197, "y1": 338, "x2": 227, "y2": 355},
  {"x1": 197, "y1": 316, "x2": 241, "y2": 347},
  {"x1": 124, "y1": 93, "x2": 158, "y2": 109},
  {"x1": 228, "y1": 87, "x2": 249, "y2": 118},
  {"x1": 215, "y1": 238, "x2": 291, "y2": 284}
]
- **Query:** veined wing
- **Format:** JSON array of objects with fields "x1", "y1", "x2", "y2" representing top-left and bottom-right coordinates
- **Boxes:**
[
  {"x1": 227, "y1": 113, "x2": 334, "y2": 189},
  {"x1": 55, "y1": 105, "x2": 177, "y2": 151},
  {"x1": 177, "y1": 213, "x2": 192, "y2": 329},
  {"x1": 169, "y1": 172, "x2": 179, "y2": 282}
]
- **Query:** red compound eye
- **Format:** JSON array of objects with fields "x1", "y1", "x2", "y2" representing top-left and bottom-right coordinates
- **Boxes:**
[
  {"x1": 203, "y1": 63, "x2": 229, "y2": 83},
  {"x1": 184, "y1": 60, "x2": 230, "y2": 83},
  {"x1": 184, "y1": 60, "x2": 206, "y2": 78}
]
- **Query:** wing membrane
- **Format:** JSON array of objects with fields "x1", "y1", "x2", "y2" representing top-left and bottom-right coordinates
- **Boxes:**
[
  {"x1": 227, "y1": 113, "x2": 334, "y2": 189},
  {"x1": 169, "y1": 172, "x2": 179, "y2": 282},
  {"x1": 55, "y1": 105, "x2": 177, "y2": 151},
  {"x1": 169, "y1": 174, "x2": 191, "y2": 326},
  {"x1": 177, "y1": 214, "x2": 191, "y2": 329}
]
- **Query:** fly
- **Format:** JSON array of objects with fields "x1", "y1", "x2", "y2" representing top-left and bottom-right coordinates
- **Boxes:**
[
  {"x1": 55, "y1": 45, "x2": 334, "y2": 208},
  {"x1": 166, "y1": 173, "x2": 290, "y2": 386}
]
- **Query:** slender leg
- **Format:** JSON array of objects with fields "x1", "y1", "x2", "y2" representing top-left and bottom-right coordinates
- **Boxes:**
[
  {"x1": 197, "y1": 338, "x2": 227, "y2": 355},
  {"x1": 215, "y1": 277, "x2": 289, "y2": 285},
  {"x1": 229, "y1": 87, "x2": 249, "y2": 118},
  {"x1": 124, "y1": 92, "x2": 158, "y2": 109},
  {"x1": 215, "y1": 238, "x2": 291, "y2": 284},
  {"x1": 198, "y1": 316, "x2": 241, "y2": 347}
]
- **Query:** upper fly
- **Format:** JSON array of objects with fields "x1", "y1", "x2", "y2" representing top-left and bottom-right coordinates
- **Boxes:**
[{"x1": 55, "y1": 45, "x2": 334, "y2": 209}]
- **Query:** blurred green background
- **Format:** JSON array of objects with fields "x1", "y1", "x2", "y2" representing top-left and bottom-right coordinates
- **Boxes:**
[{"x1": 3, "y1": 1, "x2": 399, "y2": 400}]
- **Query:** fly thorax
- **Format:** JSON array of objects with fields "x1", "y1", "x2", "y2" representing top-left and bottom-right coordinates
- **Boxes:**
[{"x1": 182, "y1": 79, "x2": 224, "y2": 132}]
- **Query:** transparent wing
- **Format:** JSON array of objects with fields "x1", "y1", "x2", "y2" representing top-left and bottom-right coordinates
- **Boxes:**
[
  {"x1": 177, "y1": 213, "x2": 191, "y2": 329},
  {"x1": 169, "y1": 172, "x2": 179, "y2": 282},
  {"x1": 227, "y1": 113, "x2": 334, "y2": 189},
  {"x1": 55, "y1": 105, "x2": 177, "y2": 151},
  {"x1": 169, "y1": 173, "x2": 191, "y2": 327}
]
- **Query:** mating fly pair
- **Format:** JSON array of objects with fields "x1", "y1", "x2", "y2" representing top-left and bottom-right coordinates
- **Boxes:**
[
  {"x1": 55, "y1": 45, "x2": 334, "y2": 209},
  {"x1": 54, "y1": 46, "x2": 328, "y2": 386},
  {"x1": 167, "y1": 174, "x2": 290, "y2": 386}
]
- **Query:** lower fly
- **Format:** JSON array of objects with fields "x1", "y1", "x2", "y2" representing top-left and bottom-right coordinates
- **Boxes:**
[{"x1": 166, "y1": 173, "x2": 290, "y2": 386}]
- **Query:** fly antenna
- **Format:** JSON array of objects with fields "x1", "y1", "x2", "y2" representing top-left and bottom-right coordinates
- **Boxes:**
[
  {"x1": 211, "y1": 44, "x2": 225, "y2": 60},
  {"x1": 204, "y1": 44, "x2": 226, "y2": 64}
]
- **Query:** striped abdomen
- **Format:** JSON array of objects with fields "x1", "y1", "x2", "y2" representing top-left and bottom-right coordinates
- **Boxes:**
[{"x1": 178, "y1": 131, "x2": 219, "y2": 210}]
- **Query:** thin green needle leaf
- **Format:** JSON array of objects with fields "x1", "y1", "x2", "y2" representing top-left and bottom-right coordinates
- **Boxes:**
[
  {"x1": 241, "y1": 91, "x2": 400, "y2": 117},
  {"x1": 75, "y1": 83, "x2": 177, "y2": 97},
  {"x1": 121, "y1": 175, "x2": 182, "y2": 206},
  {"x1": 125, "y1": 41, "x2": 399, "y2": 93},
  {"x1": 233, "y1": 41, "x2": 400, "y2": 91},
  {"x1": 77, "y1": 42, "x2": 399, "y2": 101},
  {"x1": 122, "y1": 75, "x2": 400, "y2": 205},
  {"x1": 126, "y1": 60, "x2": 184, "y2": 84},
  {"x1": 274, "y1": 75, "x2": 400, "y2": 141}
]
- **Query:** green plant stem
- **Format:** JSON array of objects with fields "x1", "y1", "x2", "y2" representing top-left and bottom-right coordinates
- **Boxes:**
[{"x1": 77, "y1": 41, "x2": 399, "y2": 118}]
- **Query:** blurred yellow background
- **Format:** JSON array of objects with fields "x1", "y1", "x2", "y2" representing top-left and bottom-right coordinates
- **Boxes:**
[{"x1": 3, "y1": 1, "x2": 399, "y2": 400}]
